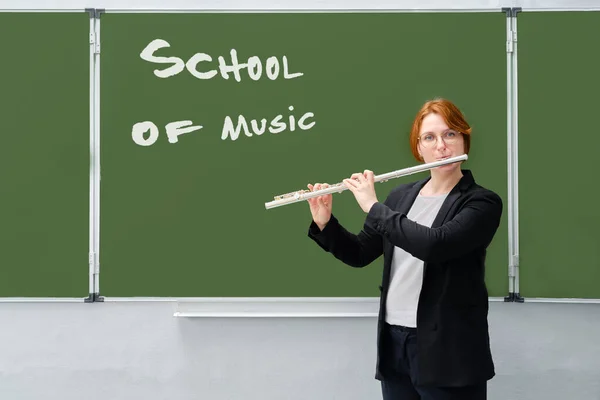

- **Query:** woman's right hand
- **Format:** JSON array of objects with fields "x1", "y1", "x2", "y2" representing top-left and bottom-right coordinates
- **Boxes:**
[{"x1": 307, "y1": 183, "x2": 332, "y2": 231}]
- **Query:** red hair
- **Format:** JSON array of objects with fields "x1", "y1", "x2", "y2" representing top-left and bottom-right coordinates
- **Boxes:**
[{"x1": 409, "y1": 98, "x2": 472, "y2": 162}]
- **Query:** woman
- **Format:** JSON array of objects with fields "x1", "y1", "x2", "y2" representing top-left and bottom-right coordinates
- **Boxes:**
[{"x1": 307, "y1": 98, "x2": 502, "y2": 400}]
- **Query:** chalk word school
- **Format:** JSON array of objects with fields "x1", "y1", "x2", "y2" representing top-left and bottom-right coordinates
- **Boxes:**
[{"x1": 131, "y1": 39, "x2": 316, "y2": 146}]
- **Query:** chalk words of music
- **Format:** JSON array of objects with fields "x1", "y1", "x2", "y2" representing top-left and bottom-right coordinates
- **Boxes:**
[{"x1": 131, "y1": 39, "x2": 316, "y2": 146}]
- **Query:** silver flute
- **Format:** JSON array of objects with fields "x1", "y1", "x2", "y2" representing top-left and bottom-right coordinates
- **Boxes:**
[{"x1": 264, "y1": 154, "x2": 468, "y2": 209}]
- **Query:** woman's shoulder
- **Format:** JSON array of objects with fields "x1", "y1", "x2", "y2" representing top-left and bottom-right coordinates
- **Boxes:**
[
  {"x1": 463, "y1": 182, "x2": 503, "y2": 215},
  {"x1": 469, "y1": 181, "x2": 502, "y2": 201}
]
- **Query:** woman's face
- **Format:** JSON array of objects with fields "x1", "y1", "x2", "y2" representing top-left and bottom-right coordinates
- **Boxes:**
[{"x1": 418, "y1": 113, "x2": 465, "y2": 172}]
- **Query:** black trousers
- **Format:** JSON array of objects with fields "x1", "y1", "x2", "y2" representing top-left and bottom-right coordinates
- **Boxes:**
[{"x1": 380, "y1": 323, "x2": 487, "y2": 400}]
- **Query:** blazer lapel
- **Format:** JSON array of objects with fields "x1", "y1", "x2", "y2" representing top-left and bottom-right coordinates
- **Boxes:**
[
  {"x1": 431, "y1": 189, "x2": 461, "y2": 228},
  {"x1": 395, "y1": 180, "x2": 426, "y2": 214},
  {"x1": 431, "y1": 169, "x2": 473, "y2": 228}
]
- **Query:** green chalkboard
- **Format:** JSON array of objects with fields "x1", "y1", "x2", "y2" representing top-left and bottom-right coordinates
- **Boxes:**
[
  {"x1": 0, "y1": 13, "x2": 89, "y2": 297},
  {"x1": 518, "y1": 11, "x2": 600, "y2": 298},
  {"x1": 100, "y1": 12, "x2": 508, "y2": 297}
]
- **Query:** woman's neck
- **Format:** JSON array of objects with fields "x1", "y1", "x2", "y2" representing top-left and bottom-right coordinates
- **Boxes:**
[{"x1": 420, "y1": 168, "x2": 463, "y2": 196}]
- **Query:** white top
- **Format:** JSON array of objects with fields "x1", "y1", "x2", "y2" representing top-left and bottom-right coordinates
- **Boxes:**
[{"x1": 384, "y1": 192, "x2": 448, "y2": 328}]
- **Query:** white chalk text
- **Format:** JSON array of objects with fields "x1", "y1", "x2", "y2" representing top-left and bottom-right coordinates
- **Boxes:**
[
  {"x1": 222, "y1": 106, "x2": 316, "y2": 141},
  {"x1": 140, "y1": 39, "x2": 304, "y2": 82},
  {"x1": 131, "y1": 106, "x2": 316, "y2": 146},
  {"x1": 131, "y1": 120, "x2": 203, "y2": 146}
]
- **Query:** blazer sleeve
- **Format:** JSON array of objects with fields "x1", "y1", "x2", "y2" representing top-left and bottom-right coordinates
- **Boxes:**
[
  {"x1": 307, "y1": 210, "x2": 385, "y2": 269},
  {"x1": 364, "y1": 189, "x2": 503, "y2": 264}
]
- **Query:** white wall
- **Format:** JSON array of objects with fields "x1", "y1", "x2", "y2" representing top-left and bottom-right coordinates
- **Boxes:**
[{"x1": 0, "y1": 301, "x2": 599, "y2": 400}]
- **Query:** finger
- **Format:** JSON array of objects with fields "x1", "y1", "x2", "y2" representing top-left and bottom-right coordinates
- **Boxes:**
[
  {"x1": 307, "y1": 187, "x2": 317, "y2": 205},
  {"x1": 353, "y1": 172, "x2": 368, "y2": 184},
  {"x1": 343, "y1": 178, "x2": 357, "y2": 190},
  {"x1": 307, "y1": 183, "x2": 317, "y2": 202},
  {"x1": 350, "y1": 173, "x2": 365, "y2": 182},
  {"x1": 364, "y1": 170, "x2": 375, "y2": 182},
  {"x1": 312, "y1": 184, "x2": 325, "y2": 203},
  {"x1": 320, "y1": 184, "x2": 331, "y2": 203},
  {"x1": 316, "y1": 183, "x2": 329, "y2": 199},
  {"x1": 310, "y1": 184, "x2": 321, "y2": 203}
]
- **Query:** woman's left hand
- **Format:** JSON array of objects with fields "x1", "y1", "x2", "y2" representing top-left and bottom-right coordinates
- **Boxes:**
[{"x1": 343, "y1": 170, "x2": 378, "y2": 213}]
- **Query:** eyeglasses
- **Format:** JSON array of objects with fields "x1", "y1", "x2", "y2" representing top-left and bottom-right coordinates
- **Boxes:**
[{"x1": 418, "y1": 130, "x2": 462, "y2": 148}]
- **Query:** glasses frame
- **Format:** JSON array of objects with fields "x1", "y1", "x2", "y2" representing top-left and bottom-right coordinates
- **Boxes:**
[{"x1": 417, "y1": 130, "x2": 463, "y2": 148}]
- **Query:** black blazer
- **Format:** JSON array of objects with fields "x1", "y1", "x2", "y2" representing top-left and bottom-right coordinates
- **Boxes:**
[{"x1": 308, "y1": 169, "x2": 502, "y2": 387}]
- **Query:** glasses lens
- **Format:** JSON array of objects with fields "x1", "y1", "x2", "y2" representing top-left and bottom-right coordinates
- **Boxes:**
[{"x1": 420, "y1": 131, "x2": 460, "y2": 147}]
